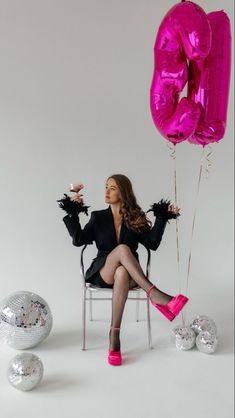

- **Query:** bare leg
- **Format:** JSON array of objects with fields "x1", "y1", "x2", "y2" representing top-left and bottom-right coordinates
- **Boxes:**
[
  {"x1": 109, "y1": 266, "x2": 137, "y2": 351},
  {"x1": 100, "y1": 244, "x2": 173, "y2": 306}
]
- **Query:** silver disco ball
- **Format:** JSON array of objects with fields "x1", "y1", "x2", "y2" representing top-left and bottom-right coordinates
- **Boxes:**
[
  {"x1": 7, "y1": 352, "x2": 44, "y2": 391},
  {"x1": 0, "y1": 291, "x2": 53, "y2": 349},
  {"x1": 190, "y1": 315, "x2": 217, "y2": 335},
  {"x1": 171, "y1": 325, "x2": 196, "y2": 350},
  {"x1": 196, "y1": 331, "x2": 218, "y2": 354}
]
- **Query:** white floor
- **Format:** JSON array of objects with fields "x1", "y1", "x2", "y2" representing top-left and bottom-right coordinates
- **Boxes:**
[{"x1": 0, "y1": 287, "x2": 234, "y2": 418}]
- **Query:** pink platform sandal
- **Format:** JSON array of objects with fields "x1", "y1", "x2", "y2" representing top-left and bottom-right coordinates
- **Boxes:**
[
  {"x1": 146, "y1": 285, "x2": 189, "y2": 322},
  {"x1": 108, "y1": 327, "x2": 122, "y2": 366}
]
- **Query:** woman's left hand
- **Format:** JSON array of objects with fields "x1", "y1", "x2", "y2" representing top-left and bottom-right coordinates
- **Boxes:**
[{"x1": 168, "y1": 204, "x2": 180, "y2": 216}]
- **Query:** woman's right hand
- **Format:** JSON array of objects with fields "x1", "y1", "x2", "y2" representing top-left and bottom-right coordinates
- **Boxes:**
[{"x1": 70, "y1": 183, "x2": 84, "y2": 203}]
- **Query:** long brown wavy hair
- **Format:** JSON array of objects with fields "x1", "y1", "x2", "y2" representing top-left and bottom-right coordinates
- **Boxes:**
[{"x1": 107, "y1": 174, "x2": 152, "y2": 233}]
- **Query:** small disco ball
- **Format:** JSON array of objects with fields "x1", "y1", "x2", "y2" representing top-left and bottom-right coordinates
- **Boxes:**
[
  {"x1": 7, "y1": 352, "x2": 44, "y2": 391},
  {"x1": 171, "y1": 325, "x2": 196, "y2": 351},
  {"x1": 0, "y1": 291, "x2": 53, "y2": 349},
  {"x1": 190, "y1": 315, "x2": 217, "y2": 335},
  {"x1": 196, "y1": 331, "x2": 218, "y2": 354}
]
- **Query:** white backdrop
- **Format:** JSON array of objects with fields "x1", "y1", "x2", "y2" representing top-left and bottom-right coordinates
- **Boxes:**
[{"x1": 0, "y1": 0, "x2": 233, "y2": 315}]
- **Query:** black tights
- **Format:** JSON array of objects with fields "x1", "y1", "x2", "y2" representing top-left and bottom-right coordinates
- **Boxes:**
[{"x1": 99, "y1": 244, "x2": 173, "y2": 351}]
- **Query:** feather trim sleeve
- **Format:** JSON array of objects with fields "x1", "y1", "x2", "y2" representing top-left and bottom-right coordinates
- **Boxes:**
[
  {"x1": 147, "y1": 199, "x2": 180, "y2": 223},
  {"x1": 138, "y1": 199, "x2": 179, "y2": 250},
  {"x1": 57, "y1": 193, "x2": 90, "y2": 216}
]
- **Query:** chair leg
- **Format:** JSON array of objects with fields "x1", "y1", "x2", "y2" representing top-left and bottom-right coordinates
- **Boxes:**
[
  {"x1": 135, "y1": 292, "x2": 140, "y2": 322},
  {"x1": 89, "y1": 290, "x2": 93, "y2": 321},
  {"x1": 82, "y1": 290, "x2": 87, "y2": 351},
  {"x1": 147, "y1": 299, "x2": 153, "y2": 349}
]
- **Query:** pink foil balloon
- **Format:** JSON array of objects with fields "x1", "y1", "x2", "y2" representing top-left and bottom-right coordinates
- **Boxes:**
[
  {"x1": 188, "y1": 11, "x2": 232, "y2": 146},
  {"x1": 150, "y1": 1, "x2": 212, "y2": 144}
]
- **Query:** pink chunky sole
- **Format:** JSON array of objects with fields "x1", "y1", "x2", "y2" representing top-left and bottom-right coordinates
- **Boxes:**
[
  {"x1": 146, "y1": 285, "x2": 189, "y2": 322},
  {"x1": 108, "y1": 350, "x2": 122, "y2": 366},
  {"x1": 153, "y1": 303, "x2": 175, "y2": 321}
]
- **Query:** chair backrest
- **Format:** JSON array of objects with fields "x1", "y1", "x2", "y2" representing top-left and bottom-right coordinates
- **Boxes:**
[{"x1": 80, "y1": 244, "x2": 151, "y2": 288}]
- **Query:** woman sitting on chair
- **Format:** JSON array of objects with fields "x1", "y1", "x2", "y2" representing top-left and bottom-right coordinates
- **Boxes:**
[{"x1": 58, "y1": 174, "x2": 188, "y2": 366}]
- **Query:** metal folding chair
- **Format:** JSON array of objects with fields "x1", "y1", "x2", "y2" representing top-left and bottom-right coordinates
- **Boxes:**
[{"x1": 80, "y1": 244, "x2": 153, "y2": 350}]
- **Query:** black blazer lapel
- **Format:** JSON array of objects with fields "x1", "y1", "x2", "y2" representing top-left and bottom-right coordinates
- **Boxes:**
[
  {"x1": 107, "y1": 205, "x2": 125, "y2": 245},
  {"x1": 107, "y1": 205, "x2": 118, "y2": 245}
]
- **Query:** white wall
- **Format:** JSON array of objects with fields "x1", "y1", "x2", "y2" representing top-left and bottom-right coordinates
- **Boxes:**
[{"x1": 0, "y1": 0, "x2": 233, "y2": 321}]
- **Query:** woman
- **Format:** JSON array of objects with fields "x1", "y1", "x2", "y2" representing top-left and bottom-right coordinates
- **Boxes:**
[{"x1": 58, "y1": 174, "x2": 188, "y2": 366}]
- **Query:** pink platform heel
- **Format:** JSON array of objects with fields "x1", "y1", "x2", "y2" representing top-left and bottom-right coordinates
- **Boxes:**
[
  {"x1": 146, "y1": 285, "x2": 189, "y2": 322},
  {"x1": 108, "y1": 327, "x2": 122, "y2": 366}
]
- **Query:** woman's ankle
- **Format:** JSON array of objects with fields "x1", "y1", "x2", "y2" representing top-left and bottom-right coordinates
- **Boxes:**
[{"x1": 109, "y1": 327, "x2": 121, "y2": 351}]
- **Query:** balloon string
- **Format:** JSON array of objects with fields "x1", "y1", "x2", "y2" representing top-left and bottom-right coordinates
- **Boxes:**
[
  {"x1": 168, "y1": 142, "x2": 183, "y2": 321},
  {"x1": 173, "y1": 144, "x2": 180, "y2": 282},
  {"x1": 184, "y1": 146, "x2": 205, "y2": 321},
  {"x1": 174, "y1": 144, "x2": 185, "y2": 324}
]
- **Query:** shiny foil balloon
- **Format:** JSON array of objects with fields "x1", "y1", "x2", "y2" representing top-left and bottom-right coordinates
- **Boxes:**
[
  {"x1": 188, "y1": 11, "x2": 231, "y2": 145},
  {"x1": 196, "y1": 331, "x2": 218, "y2": 354},
  {"x1": 0, "y1": 291, "x2": 53, "y2": 349},
  {"x1": 7, "y1": 353, "x2": 44, "y2": 391},
  {"x1": 171, "y1": 325, "x2": 196, "y2": 351},
  {"x1": 190, "y1": 315, "x2": 217, "y2": 335},
  {"x1": 150, "y1": 1, "x2": 212, "y2": 143}
]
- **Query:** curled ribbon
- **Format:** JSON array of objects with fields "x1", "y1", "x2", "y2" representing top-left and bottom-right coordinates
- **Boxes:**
[{"x1": 204, "y1": 144, "x2": 213, "y2": 180}]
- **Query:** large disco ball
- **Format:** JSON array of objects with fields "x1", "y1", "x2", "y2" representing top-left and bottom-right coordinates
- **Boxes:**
[
  {"x1": 190, "y1": 315, "x2": 217, "y2": 335},
  {"x1": 7, "y1": 352, "x2": 44, "y2": 391},
  {"x1": 171, "y1": 325, "x2": 196, "y2": 350},
  {"x1": 196, "y1": 331, "x2": 218, "y2": 354},
  {"x1": 0, "y1": 291, "x2": 53, "y2": 349}
]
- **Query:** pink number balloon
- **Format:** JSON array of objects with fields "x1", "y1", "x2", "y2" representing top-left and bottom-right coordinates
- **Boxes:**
[
  {"x1": 150, "y1": 1, "x2": 211, "y2": 144},
  {"x1": 188, "y1": 11, "x2": 232, "y2": 146}
]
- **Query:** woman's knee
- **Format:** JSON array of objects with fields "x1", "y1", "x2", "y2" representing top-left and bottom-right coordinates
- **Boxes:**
[
  {"x1": 117, "y1": 244, "x2": 131, "y2": 258},
  {"x1": 114, "y1": 266, "x2": 129, "y2": 282}
]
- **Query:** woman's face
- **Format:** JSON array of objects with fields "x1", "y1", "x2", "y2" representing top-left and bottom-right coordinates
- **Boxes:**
[{"x1": 105, "y1": 178, "x2": 122, "y2": 204}]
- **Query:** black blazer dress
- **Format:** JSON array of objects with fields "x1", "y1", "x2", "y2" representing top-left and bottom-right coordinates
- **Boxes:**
[{"x1": 63, "y1": 205, "x2": 168, "y2": 283}]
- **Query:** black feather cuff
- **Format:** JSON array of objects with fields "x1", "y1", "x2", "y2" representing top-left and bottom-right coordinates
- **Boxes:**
[
  {"x1": 147, "y1": 199, "x2": 180, "y2": 221},
  {"x1": 57, "y1": 194, "x2": 90, "y2": 216}
]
